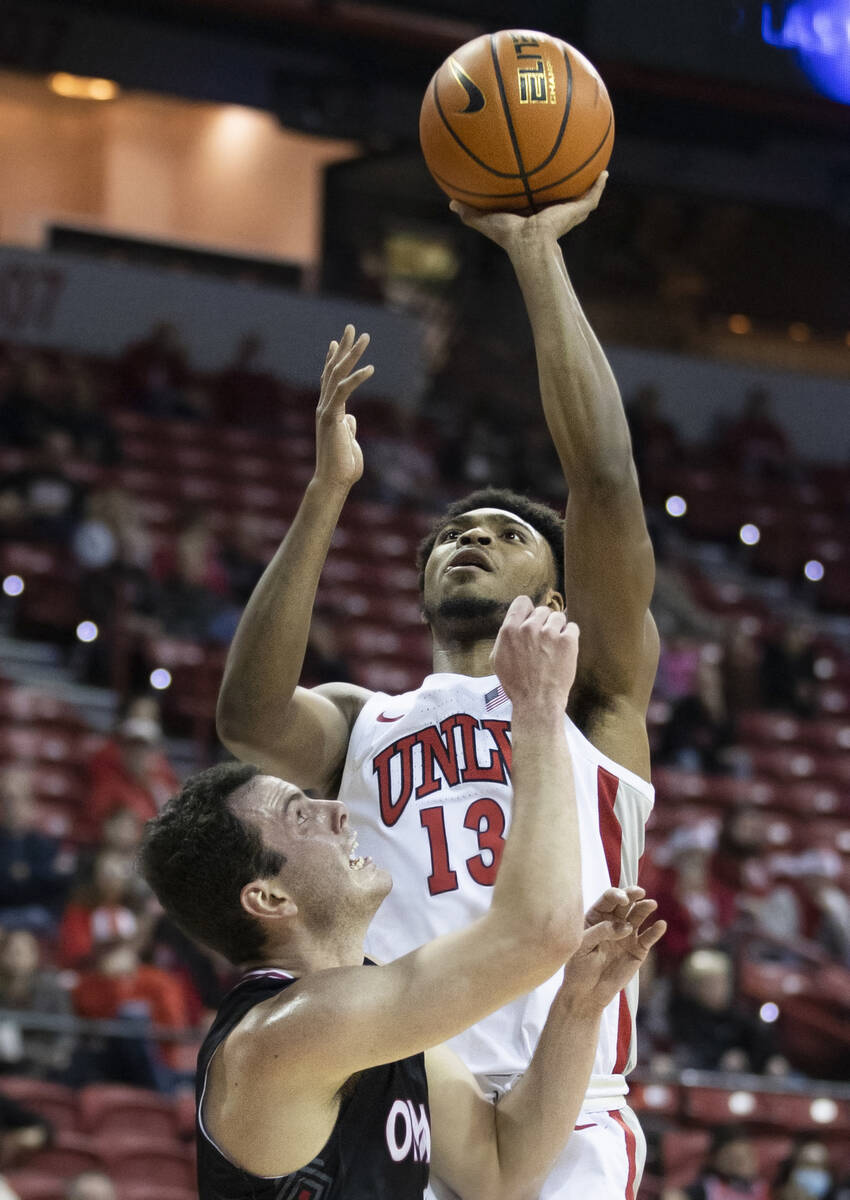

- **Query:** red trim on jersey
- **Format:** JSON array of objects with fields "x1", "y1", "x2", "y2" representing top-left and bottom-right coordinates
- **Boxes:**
[
  {"x1": 609, "y1": 1109, "x2": 638, "y2": 1200},
  {"x1": 597, "y1": 766, "x2": 623, "y2": 888},
  {"x1": 598, "y1": 766, "x2": 633, "y2": 1073}
]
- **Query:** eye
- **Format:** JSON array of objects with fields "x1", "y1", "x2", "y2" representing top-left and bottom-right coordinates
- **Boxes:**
[
  {"x1": 502, "y1": 529, "x2": 525, "y2": 542},
  {"x1": 440, "y1": 529, "x2": 460, "y2": 542},
  {"x1": 296, "y1": 807, "x2": 308, "y2": 825}
]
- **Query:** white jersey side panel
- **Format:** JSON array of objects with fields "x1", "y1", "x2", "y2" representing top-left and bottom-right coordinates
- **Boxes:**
[{"x1": 337, "y1": 672, "x2": 654, "y2": 1080}]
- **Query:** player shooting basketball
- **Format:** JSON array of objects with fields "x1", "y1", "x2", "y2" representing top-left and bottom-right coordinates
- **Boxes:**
[
  {"x1": 217, "y1": 176, "x2": 660, "y2": 1200},
  {"x1": 143, "y1": 600, "x2": 664, "y2": 1198}
]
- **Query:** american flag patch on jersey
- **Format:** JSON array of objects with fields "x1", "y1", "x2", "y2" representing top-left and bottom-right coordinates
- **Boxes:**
[{"x1": 485, "y1": 684, "x2": 509, "y2": 711}]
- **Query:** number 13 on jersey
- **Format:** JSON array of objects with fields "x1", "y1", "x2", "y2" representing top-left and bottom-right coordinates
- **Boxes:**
[{"x1": 419, "y1": 797, "x2": 507, "y2": 895}]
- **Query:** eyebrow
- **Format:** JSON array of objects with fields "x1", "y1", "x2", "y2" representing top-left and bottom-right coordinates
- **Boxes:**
[{"x1": 443, "y1": 513, "x2": 535, "y2": 533}]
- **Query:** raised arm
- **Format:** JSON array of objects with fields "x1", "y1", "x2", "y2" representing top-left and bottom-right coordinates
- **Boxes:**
[
  {"x1": 453, "y1": 178, "x2": 658, "y2": 778},
  {"x1": 216, "y1": 325, "x2": 374, "y2": 793},
  {"x1": 427, "y1": 888, "x2": 666, "y2": 1200}
]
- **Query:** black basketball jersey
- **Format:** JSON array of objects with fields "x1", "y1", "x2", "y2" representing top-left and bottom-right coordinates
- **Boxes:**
[{"x1": 196, "y1": 966, "x2": 431, "y2": 1200}]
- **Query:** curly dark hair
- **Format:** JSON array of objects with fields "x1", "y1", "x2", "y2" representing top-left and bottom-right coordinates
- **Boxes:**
[
  {"x1": 138, "y1": 761, "x2": 284, "y2": 965},
  {"x1": 416, "y1": 487, "x2": 565, "y2": 596}
]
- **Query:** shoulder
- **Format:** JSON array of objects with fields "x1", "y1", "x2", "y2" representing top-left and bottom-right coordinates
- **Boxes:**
[{"x1": 313, "y1": 681, "x2": 375, "y2": 724}]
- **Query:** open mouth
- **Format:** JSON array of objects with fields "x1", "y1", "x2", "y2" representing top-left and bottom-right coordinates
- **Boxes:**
[
  {"x1": 347, "y1": 834, "x2": 371, "y2": 871},
  {"x1": 448, "y1": 549, "x2": 492, "y2": 572}
]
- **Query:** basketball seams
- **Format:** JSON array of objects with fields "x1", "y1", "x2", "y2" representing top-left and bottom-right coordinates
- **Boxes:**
[
  {"x1": 427, "y1": 112, "x2": 612, "y2": 203},
  {"x1": 431, "y1": 75, "x2": 521, "y2": 181},
  {"x1": 489, "y1": 34, "x2": 536, "y2": 211}
]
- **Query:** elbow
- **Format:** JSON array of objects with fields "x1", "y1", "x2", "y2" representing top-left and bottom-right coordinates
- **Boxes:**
[{"x1": 514, "y1": 905, "x2": 583, "y2": 976}]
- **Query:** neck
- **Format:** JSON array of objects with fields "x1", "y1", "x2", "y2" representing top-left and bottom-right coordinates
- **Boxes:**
[
  {"x1": 430, "y1": 635, "x2": 497, "y2": 677},
  {"x1": 242, "y1": 930, "x2": 367, "y2": 977}
]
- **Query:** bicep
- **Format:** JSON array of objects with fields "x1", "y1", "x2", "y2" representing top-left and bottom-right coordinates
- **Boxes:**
[
  {"x1": 564, "y1": 470, "x2": 656, "y2": 701},
  {"x1": 220, "y1": 682, "x2": 372, "y2": 794}
]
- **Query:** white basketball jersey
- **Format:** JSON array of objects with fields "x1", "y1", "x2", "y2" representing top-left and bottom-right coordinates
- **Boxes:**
[{"x1": 337, "y1": 672, "x2": 654, "y2": 1081}]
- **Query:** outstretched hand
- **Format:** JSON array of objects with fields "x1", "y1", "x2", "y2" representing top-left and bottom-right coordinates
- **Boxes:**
[
  {"x1": 449, "y1": 172, "x2": 607, "y2": 252},
  {"x1": 314, "y1": 324, "x2": 373, "y2": 492},
  {"x1": 559, "y1": 886, "x2": 666, "y2": 1014}
]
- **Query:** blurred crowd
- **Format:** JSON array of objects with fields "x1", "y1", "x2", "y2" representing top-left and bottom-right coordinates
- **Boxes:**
[{"x1": 0, "y1": 324, "x2": 848, "y2": 1198}]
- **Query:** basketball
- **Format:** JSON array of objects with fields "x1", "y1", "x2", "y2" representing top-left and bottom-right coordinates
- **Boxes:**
[{"x1": 419, "y1": 29, "x2": 614, "y2": 213}]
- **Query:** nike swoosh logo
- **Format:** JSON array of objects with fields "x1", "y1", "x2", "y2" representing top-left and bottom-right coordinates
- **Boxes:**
[
  {"x1": 574, "y1": 1124, "x2": 595, "y2": 1131},
  {"x1": 377, "y1": 712, "x2": 406, "y2": 722},
  {"x1": 449, "y1": 57, "x2": 485, "y2": 114}
]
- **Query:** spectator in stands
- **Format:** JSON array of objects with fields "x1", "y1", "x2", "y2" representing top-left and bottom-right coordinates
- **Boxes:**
[
  {"x1": 57, "y1": 850, "x2": 140, "y2": 970},
  {"x1": 754, "y1": 849, "x2": 850, "y2": 965},
  {"x1": 656, "y1": 635, "x2": 702, "y2": 704},
  {"x1": 151, "y1": 510, "x2": 234, "y2": 641},
  {"x1": 219, "y1": 513, "x2": 267, "y2": 605},
  {"x1": 71, "y1": 936, "x2": 190, "y2": 1091},
  {"x1": 0, "y1": 1090, "x2": 52, "y2": 1171},
  {"x1": 657, "y1": 649, "x2": 731, "y2": 773},
  {"x1": 300, "y1": 615, "x2": 352, "y2": 687},
  {"x1": 0, "y1": 430, "x2": 86, "y2": 544},
  {"x1": 65, "y1": 1172, "x2": 117, "y2": 1200},
  {"x1": 0, "y1": 767, "x2": 75, "y2": 934},
  {"x1": 59, "y1": 362, "x2": 120, "y2": 466},
  {"x1": 652, "y1": 825, "x2": 738, "y2": 970},
  {"x1": 711, "y1": 806, "x2": 773, "y2": 898},
  {"x1": 663, "y1": 1127, "x2": 770, "y2": 1200},
  {"x1": 213, "y1": 333, "x2": 282, "y2": 429},
  {"x1": 723, "y1": 623, "x2": 763, "y2": 719},
  {"x1": 86, "y1": 709, "x2": 179, "y2": 835},
  {"x1": 0, "y1": 354, "x2": 56, "y2": 448},
  {"x1": 759, "y1": 627, "x2": 818, "y2": 717},
  {"x1": 773, "y1": 1139, "x2": 836, "y2": 1200},
  {"x1": 0, "y1": 929, "x2": 75, "y2": 1080},
  {"x1": 120, "y1": 321, "x2": 190, "y2": 416},
  {"x1": 668, "y1": 948, "x2": 786, "y2": 1074},
  {"x1": 717, "y1": 386, "x2": 793, "y2": 481}
]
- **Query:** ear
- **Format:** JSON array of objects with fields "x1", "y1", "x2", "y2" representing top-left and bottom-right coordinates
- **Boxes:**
[
  {"x1": 544, "y1": 589, "x2": 565, "y2": 613},
  {"x1": 240, "y1": 880, "x2": 298, "y2": 922}
]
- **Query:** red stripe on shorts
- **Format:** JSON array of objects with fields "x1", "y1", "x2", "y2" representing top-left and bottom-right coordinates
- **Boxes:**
[{"x1": 609, "y1": 1109, "x2": 637, "y2": 1200}]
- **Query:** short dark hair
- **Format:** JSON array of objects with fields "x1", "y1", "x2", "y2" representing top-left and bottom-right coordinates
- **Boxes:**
[
  {"x1": 416, "y1": 487, "x2": 565, "y2": 596},
  {"x1": 138, "y1": 761, "x2": 283, "y2": 965}
]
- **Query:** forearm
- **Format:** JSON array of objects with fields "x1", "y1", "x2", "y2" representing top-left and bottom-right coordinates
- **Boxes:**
[
  {"x1": 492, "y1": 990, "x2": 602, "y2": 1197},
  {"x1": 509, "y1": 234, "x2": 633, "y2": 484},
  {"x1": 490, "y1": 706, "x2": 583, "y2": 957},
  {"x1": 216, "y1": 477, "x2": 348, "y2": 738}
]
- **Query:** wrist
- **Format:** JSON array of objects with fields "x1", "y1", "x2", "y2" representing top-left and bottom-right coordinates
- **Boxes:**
[
  {"x1": 553, "y1": 984, "x2": 605, "y2": 1024},
  {"x1": 307, "y1": 474, "x2": 353, "y2": 505}
]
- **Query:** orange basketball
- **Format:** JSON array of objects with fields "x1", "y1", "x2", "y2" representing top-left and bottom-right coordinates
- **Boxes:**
[{"x1": 419, "y1": 29, "x2": 614, "y2": 213}]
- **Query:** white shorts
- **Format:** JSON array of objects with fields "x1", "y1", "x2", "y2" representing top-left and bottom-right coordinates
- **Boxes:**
[{"x1": 426, "y1": 1103, "x2": 646, "y2": 1200}]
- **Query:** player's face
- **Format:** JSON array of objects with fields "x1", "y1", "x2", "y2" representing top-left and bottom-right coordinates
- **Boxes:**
[
  {"x1": 235, "y1": 777, "x2": 391, "y2": 925},
  {"x1": 422, "y1": 508, "x2": 560, "y2": 622}
]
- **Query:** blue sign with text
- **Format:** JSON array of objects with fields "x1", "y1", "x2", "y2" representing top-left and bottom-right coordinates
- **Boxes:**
[{"x1": 762, "y1": 0, "x2": 850, "y2": 102}]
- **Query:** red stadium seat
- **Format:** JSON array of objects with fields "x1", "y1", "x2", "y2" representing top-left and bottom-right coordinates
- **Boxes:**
[
  {"x1": 682, "y1": 1085, "x2": 771, "y2": 1126},
  {"x1": 628, "y1": 1079, "x2": 681, "y2": 1117},
  {"x1": 102, "y1": 1139, "x2": 194, "y2": 1190},
  {"x1": 26, "y1": 1132, "x2": 105, "y2": 1176},
  {"x1": 77, "y1": 1084, "x2": 178, "y2": 1140},
  {"x1": 4, "y1": 1172, "x2": 66, "y2": 1200},
  {"x1": 660, "y1": 1128, "x2": 710, "y2": 1188},
  {"x1": 0, "y1": 1079, "x2": 78, "y2": 1132},
  {"x1": 736, "y1": 711, "x2": 803, "y2": 745}
]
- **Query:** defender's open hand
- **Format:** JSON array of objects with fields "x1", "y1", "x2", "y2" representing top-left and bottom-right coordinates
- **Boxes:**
[
  {"x1": 449, "y1": 172, "x2": 607, "y2": 252},
  {"x1": 559, "y1": 886, "x2": 666, "y2": 1014},
  {"x1": 315, "y1": 325, "x2": 373, "y2": 492},
  {"x1": 491, "y1": 595, "x2": 578, "y2": 714}
]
